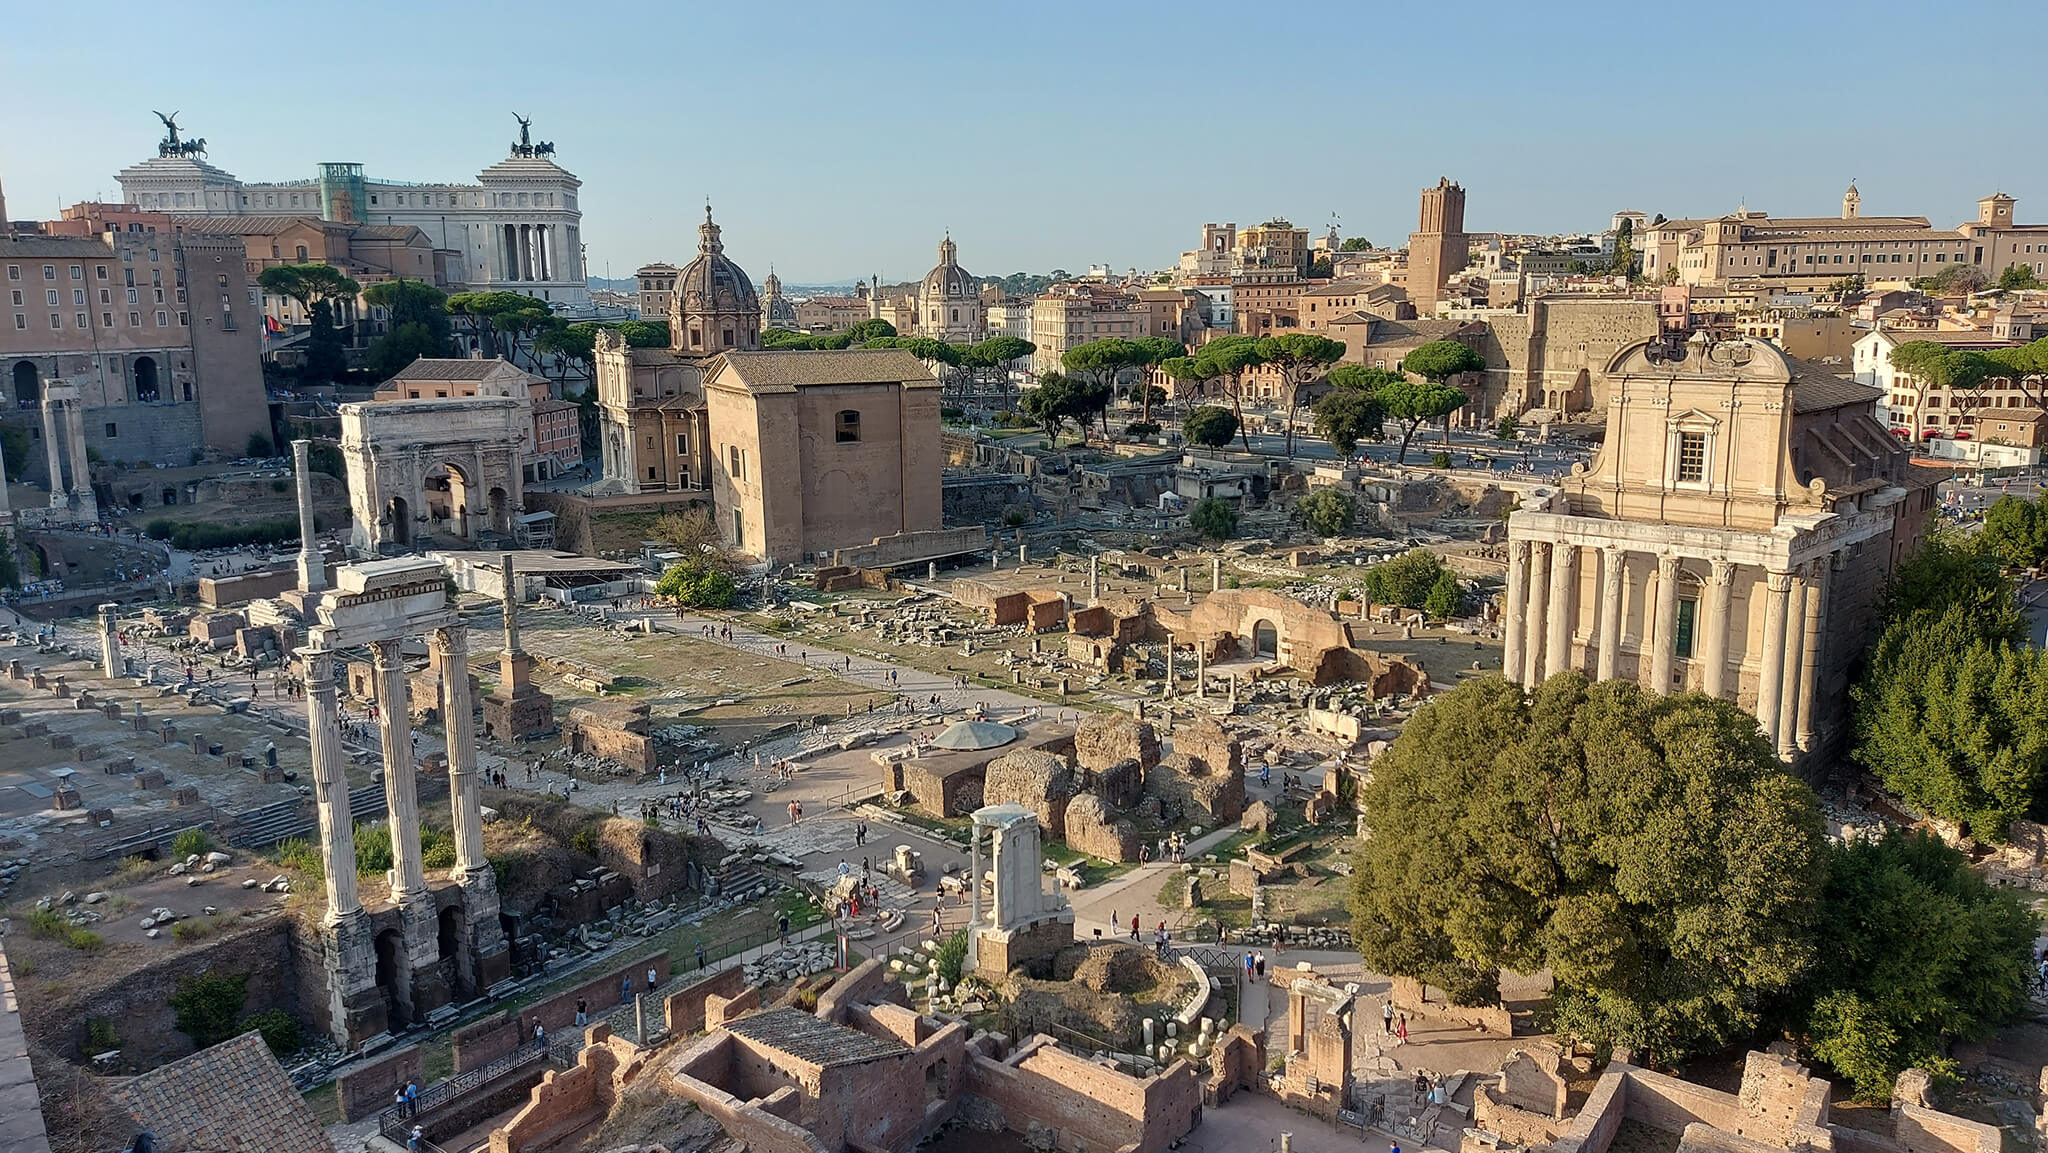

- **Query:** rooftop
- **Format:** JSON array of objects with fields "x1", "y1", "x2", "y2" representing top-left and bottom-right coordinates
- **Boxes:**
[
  {"x1": 109, "y1": 1032, "x2": 334, "y2": 1153},
  {"x1": 388, "y1": 357, "x2": 536, "y2": 382},
  {"x1": 710, "y1": 348, "x2": 938, "y2": 392},
  {"x1": 724, "y1": 1008, "x2": 908, "y2": 1068}
]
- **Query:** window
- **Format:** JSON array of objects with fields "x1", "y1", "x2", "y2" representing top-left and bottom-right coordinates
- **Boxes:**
[
  {"x1": 1676, "y1": 430, "x2": 1707, "y2": 483},
  {"x1": 675, "y1": 432, "x2": 689, "y2": 455},
  {"x1": 4, "y1": 266, "x2": 15, "y2": 280},
  {"x1": 690, "y1": 329, "x2": 701, "y2": 348},
  {"x1": 95, "y1": 265, "x2": 107, "y2": 280},
  {"x1": 1673, "y1": 598, "x2": 1697, "y2": 660},
  {"x1": 42, "y1": 265, "x2": 54, "y2": 280},
  {"x1": 12, "y1": 315, "x2": 21, "y2": 329},
  {"x1": 70, "y1": 265, "x2": 83, "y2": 280},
  {"x1": 156, "y1": 311, "x2": 167, "y2": 326},
  {"x1": 728, "y1": 445, "x2": 743, "y2": 479},
  {"x1": 295, "y1": 245, "x2": 307, "y2": 261},
  {"x1": 105, "y1": 423, "x2": 117, "y2": 437},
  {"x1": 49, "y1": 314, "x2": 60, "y2": 329},
  {"x1": 129, "y1": 312, "x2": 141, "y2": 327},
  {"x1": 7, "y1": 290, "x2": 17, "y2": 306},
  {"x1": 102, "y1": 313, "x2": 112, "y2": 327},
  {"x1": 45, "y1": 290, "x2": 57, "y2": 306},
  {"x1": 722, "y1": 328, "x2": 733, "y2": 346},
  {"x1": 72, "y1": 289, "x2": 84, "y2": 306},
  {"x1": 76, "y1": 313, "x2": 88, "y2": 328},
  {"x1": 835, "y1": 409, "x2": 862, "y2": 443}
]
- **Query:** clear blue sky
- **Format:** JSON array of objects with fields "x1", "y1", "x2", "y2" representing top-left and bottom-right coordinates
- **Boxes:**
[{"x1": 4, "y1": 0, "x2": 2035, "y2": 285}]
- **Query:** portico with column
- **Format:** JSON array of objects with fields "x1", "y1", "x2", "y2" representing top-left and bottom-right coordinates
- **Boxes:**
[
  {"x1": 1497, "y1": 334, "x2": 1928, "y2": 764},
  {"x1": 297, "y1": 557, "x2": 510, "y2": 1046}
]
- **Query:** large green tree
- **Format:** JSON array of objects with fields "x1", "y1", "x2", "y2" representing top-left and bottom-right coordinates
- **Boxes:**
[
  {"x1": 361, "y1": 278, "x2": 453, "y2": 377},
  {"x1": 1352, "y1": 674, "x2": 1827, "y2": 1063},
  {"x1": 1803, "y1": 830, "x2": 2036, "y2": 1100},
  {"x1": 1189, "y1": 496, "x2": 1237, "y2": 541},
  {"x1": 1182, "y1": 404, "x2": 1239, "y2": 450},
  {"x1": 1191, "y1": 336, "x2": 1267, "y2": 453},
  {"x1": 1362, "y1": 548, "x2": 1446, "y2": 608},
  {"x1": 260, "y1": 264, "x2": 360, "y2": 385},
  {"x1": 1256, "y1": 333, "x2": 1346, "y2": 456},
  {"x1": 1298, "y1": 488, "x2": 1357, "y2": 537},
  {"x1": 1314, "y1": 364, "x2": 1398, "y2": 454},
  {"x1": 1981, "y1": 493, "x2": 2048, "y2": 569},
  {"x1": 1377, "y1": 378, "x2": 1468, "y2": 463}
]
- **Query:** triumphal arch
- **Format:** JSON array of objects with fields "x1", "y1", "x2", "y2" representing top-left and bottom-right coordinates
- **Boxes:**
[{"x1": 341, "y1": 396, "x2": 530, "y2": 555}]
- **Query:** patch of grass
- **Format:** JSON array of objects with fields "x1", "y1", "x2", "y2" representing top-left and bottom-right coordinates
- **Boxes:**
[
  {"x1": 1203, "y1": 829, "x2": 1259, "y2": 862},
  {"x1": 171, "y1": 919, "x2": 214, "y2": 942},
  {"x1": 273, "y1": 838, "x2": 324, "y2": 879},
  {"x1": 170, "y1": 828, "x2": 214, "y2": 860},
  {"x1": 116, "y1": 856, "x2": 155, "y2": 884},
  {"x1": 25, "y1": 910, "x2": 105, "y2": 952},
  {"x1": 86, "y1": 1018, "x2": 121, "y2": 1055},
  {"x1": 301, "y1": 1083, "x2": 341, "y2": 1127}
]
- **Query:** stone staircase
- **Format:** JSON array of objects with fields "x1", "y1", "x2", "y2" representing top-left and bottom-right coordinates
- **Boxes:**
[{"x1": 230, "y1": 783, "x2": 386, "y2": 848}]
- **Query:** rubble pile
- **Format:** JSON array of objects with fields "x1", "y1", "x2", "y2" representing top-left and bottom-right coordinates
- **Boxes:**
[{"x1": 743, "y1": 941, "x2": 837, "y2": 986}]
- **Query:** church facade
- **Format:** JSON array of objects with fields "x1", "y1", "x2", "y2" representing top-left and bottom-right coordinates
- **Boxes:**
[
  {"x1": 912, "y1": 236, "x2": 985, "y2": 342},
  {"x1": 1501, "y1": 333, "x2": 1936, "y2": 762}
]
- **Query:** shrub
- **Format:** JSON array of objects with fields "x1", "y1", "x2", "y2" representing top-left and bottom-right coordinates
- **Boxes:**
[
  {"x1": 1001, "y1": 507, "x2": 1029, "y2": 528},
  {"x1": 1189, "y1": 497, "x2": 1238, "y2": 541},
  {"x1": 273, "y1": 838, "x2": 324, "y2": 879},
  {"x1": 26, "y1": 909, "x2": 103, "y2": 951},
  {"x1": 86, "y1": 1018, "x2": 122, "y2": 1055},
  {"x1": 655, "y1": 560, "x2": 738, "y2": 609},
  {"x1": 1424, "y1": 571, "x2": 1465, "y2": 621},
  {"x1": 172, "y1": 919, "x2": 214, "y2": 942},
  {"x1": 1430, "y1": 451, "x2": 1453, "y2": 468},
  {"x1": 246, "y1": 432, "x2": 275, "y2": 458},
  {"x1": 171, "y1": 828, "x2": 214, "y2": 860},
  {"x1": 170, "y1": 972, "x2": 250, "y2": 1048},
  {"x1": 351, "y1": 823, "x2": 453, "y2": 876},
  {"x1": 1298, "y1": 489, "x2": 1356, "y2": 538},
  {"x1": 571, "y1": 825, "x2": 599, "y2": 858},
  {"x1": 933, "y1": 929, "x2": 969, "y2": 986},
  {"x1": 1124, "y1": 421, "x2": 1162, "y2": 439},
  {"x1": 239, "y1": 1008, "x2": 304, "y2": 1057},
  {"x1": 1364, "y1": 548, "x2": 1447, "y2": 609}
]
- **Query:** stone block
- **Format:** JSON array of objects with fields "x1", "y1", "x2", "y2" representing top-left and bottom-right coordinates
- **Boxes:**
[
  {"x1": 984, "y1": 749, "x2": 1077, "y2": 837},
  {"x1": 1063, "y1": 794, "x2": 1138, "y2": 862},
  {"x1": 1074, "y1": 712, "x2": 1160, "y2": 774}
]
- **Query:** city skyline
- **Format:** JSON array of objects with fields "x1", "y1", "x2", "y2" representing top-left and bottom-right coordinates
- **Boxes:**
[{"x1": 4, "y1": 0, "x2": 2040, "y2": 283}]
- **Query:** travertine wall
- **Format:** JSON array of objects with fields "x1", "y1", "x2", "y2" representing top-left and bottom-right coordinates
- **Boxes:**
[
  {"x1": 1062, "y1": 794, "x2": 1138, "y2": 862},
  {"x1": 1074, "y1": 713, "x2": 1159, "y2": 774},
  {"x1": 963, "y1": 1038, "x2": 1201, "y2": 1153}
]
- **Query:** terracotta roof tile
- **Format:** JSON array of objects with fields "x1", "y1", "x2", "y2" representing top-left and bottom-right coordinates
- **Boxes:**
[{"x1": 111, "y1": 1032, "x2": 333, "y2": 1153}]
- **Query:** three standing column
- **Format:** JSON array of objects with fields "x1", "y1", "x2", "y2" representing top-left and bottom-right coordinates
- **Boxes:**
[
  {"x1": 433, "y1": 626, "x2": 487, "y2": 879},
  {"x1": 370, "y1": 639, "x2": 427, "y2": 905},
  {"x1": 303, "y1": 648, "x2": 363, "y2": 923}
]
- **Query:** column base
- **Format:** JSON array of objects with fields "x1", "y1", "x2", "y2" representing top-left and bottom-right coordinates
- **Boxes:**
[{"x1": 321, "y1": 909, "x2": 387, "y2": 1049}]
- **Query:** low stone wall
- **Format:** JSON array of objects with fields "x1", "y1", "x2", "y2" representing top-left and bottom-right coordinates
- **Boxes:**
[
  {"x1": 662, "y1": 966, "x2": 749, "y2": 1037},
  {"x1": 1893, "y1": 1104, "x2": 2002, "y2": 1153},
  {"x1": 336, "y1": 1045, "x2": 422, "y2": 1123},
  {"x1": 963, "y1": 1037, "x2": 1200, "y2": 1153},
  {"x1": 488, "y1": 1028, "x2": 645, "y2": 1153},
  {"x1": 453, "y1": 952, "x2": 673, "y2": 1072},
  {"x1": 832, "y1": 527, "x2": 990, "y2": 570},
  {"x1": 1551, "y1": 1063, "x2": 1628, "y2": 1153},
  {"x1": 26, "y1": 915, "x2": 302, "y2": 1068},
  {"x1": 1390, "y1": 975, "x2": 1511, "y2": 1037},
  {"x1": 666, "y1": 1034, "x2": 831, "y2": 1153}
]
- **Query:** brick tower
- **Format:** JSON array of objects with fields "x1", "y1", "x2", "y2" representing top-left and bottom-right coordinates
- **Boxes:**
[{"x1": 1408, "y1": 177, "x2": 1470, "y2": 313}]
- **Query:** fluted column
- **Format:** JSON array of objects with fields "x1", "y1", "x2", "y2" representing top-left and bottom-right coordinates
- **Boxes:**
[
  {"x1": 98, "y1": 603, "x2": 121, "y2": 679},
  {"x1": 1777, "y1": 570, "x2": 1809, "y2": 759},
  {"x1": 1545, "y1": 543, "x2": 1578, "y2": 680},
  {"x1": 1522, "y1": 541, "x2": 1551, "y2": 687},
  {"x1": 433, "y1": 626, "x2": 487, "y2": 878},
  {"x1": 1702, "y1": 559, "x2": 1736, "y2": 700},
  {"x1": 1596, "y1": 546, "x2": 1625, "y2": 680},
  {"x1": 1649, "y1": 554, "x2": 1679, "y2": 694},
  {"x1": 303, "y1": 648, "x2": 362, "y2": 922},
  {"x1": 1502, "y1": 539, "x2": 1529, "y2": 682},
  {"x1": 371, "y1": 638, "x2": 427, "y2": 903},
  {"x1": 1756, "y1": 571, "x2": 1793, "y2": 749},
  {"x1": 1795, "y1": 556, "x2": 1831, "y2": 751}
]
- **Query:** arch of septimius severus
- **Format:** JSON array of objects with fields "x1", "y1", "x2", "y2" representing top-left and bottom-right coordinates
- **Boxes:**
[{"x1": 1500, "y1": 333, "x2": 1930, "y2": 763}]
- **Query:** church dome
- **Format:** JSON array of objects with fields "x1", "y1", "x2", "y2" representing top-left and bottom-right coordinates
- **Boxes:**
[
  {"x1": 676, "y1": 205, "x2": 758, "y2": 316},
  {"x1": 919, "y1": 236, "x2": 973, "y2": 301}
]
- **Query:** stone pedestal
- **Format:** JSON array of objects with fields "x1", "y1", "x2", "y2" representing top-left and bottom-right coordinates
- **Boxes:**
[
  {"x1": 322, "y1": 909, "x2": 388, "y2": 1048},
  {"x1": 482, "y1": 651, "x2": 555, "y2": 739}
]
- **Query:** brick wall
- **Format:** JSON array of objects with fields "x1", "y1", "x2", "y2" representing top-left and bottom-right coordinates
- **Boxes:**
[
  {"x1": 488, "y1": 1029, "x2": 644, "y2": 1153},
  {"x1": 452, "y1": 952, "x2": 672, "y2": 1072},
  {"x1": 964, "y1": 1038, "x2": 1199, "y2": 1153},
  {"x1": 662, "y1": 966, "x2": 749, "y2": 1036},
  {"x1": 334, "y1": 1045, "x2": 422, "y2": 1123},
  {"x1": 667, "y1": 1036, "x2": 830, "y2": 1153}
]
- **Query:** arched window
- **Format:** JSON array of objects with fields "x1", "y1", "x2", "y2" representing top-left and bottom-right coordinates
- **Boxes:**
[
  {"x1": 133, "y1": 356, "x2": 160, "y2": 402},
  {"x1": 835, "y1": 409, "x2": 861, "y2": 443},
  {"x1": 10, "y1": 360, "x2": 38, "y2": 406}
]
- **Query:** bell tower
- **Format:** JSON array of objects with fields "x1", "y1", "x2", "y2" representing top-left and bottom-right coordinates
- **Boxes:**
[{"x1": 1841, "y1": 182, "x2": 1860, "y2": 220}]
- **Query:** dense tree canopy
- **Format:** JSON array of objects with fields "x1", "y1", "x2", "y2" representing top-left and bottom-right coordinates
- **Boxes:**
[
  {"x1": 1256, "y1": 333, "x2": 1346, "y2": 456},
  {"x1": 655, "y1": 560, "x2": 736, "y2": 609},
  {"x1": 1298, "y1": 488, "x2": 1356, "y2": 537},
  {"x1": 1352, "y1": 674, "x2": 1828, "y2": 1063},
  {"x1": 1182, "y1": 404, "x2": 1239, "y2": 449},
  {"x1": 1189, "y1": 496, "x2": 1237, "y2": 541},
  {"x1": 1803, "y1": 830, "x2": 2036, "y2": 1100},
  {"x1": 1377, "y1": 378, "x2": 1468, "y2": 463},
  {"x1": 1362, "y1": 548, "x2": 1446, "y2": 608},
  {"x1": 1981, "y1": 493, "x2": 2048, "y2": 570},
  {"x1": 1313, "y1": 367, "x2": 1394, "y2": 454}
]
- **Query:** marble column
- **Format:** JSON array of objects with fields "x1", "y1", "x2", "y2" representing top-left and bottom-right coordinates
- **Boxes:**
[
  {"x1": 292, "y1": 439, "x2": 326, "y2": 593},
  {"x1": 303, "y1": 648, "x2": 362, "y2": 922},
  {"x1": 1162, "y1": 631, "x2": 1175, "y2": 696},
  {"x1": 1088, "y1": 555, "x2": 1100, "y2": 603},
  {"x1": 1502, "y1": 539, "x2": 1529, "y2": 683},
  {"x1": 97, "y1": 603, "x2": 121, "y2": 678},
  {"x1": 1522, "y1": 542, "x2": 1551, "y2": 687},
  {"x1": 1756, "y1": 571, "x2": 1793, "y2": 750},
  {"x1": 1702, "y1": 559, "x2": 1736, "y2": 701},
  {"x1": 965, "y1": 818, "x2": 982, "y2": 972},
  {"x1": 1794, "y1": 556, "x2": 1831, "y2": 751},
  {"x1": 65, "y1": 398, "x2": 91, "y2": 503},
  {"x1": 1777, "y1": 570, "x2": 1809, "y2": 759},
  {"x1": 1195, "y1": 642, "x2": 1207, "y2": 698},
  {"x1": 1211, "y1": 556, "x2": 1222, "y2": 592},
  {"x1": 1649, "y1": 554, "x2": 1679, "y2": 694},
  {"x1": 1544, "y1": 543, "x2": 1577, "y2": 680},
  {"x1": 39, "y1": 397, "x2": 65, "y2": 505},
  {"x1": 433, "y1": 626, "x2": 487, "y2": 879},
  {"x1": 1596, "y1": 546, "x2": 1625, "y2": 681},
  {"x1": 371, "y1": 639, "x2": 427, "y2": 903}
]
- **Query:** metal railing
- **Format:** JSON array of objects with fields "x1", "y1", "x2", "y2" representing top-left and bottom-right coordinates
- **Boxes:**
[{"x1": 375, "y1": 1034, "x2": 580, "y2": 1146}]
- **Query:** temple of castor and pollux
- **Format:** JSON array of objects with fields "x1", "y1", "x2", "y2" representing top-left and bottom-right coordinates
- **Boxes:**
[{"x1": 0, "y1": 313, "x2": 1971, "y2": 1153}]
